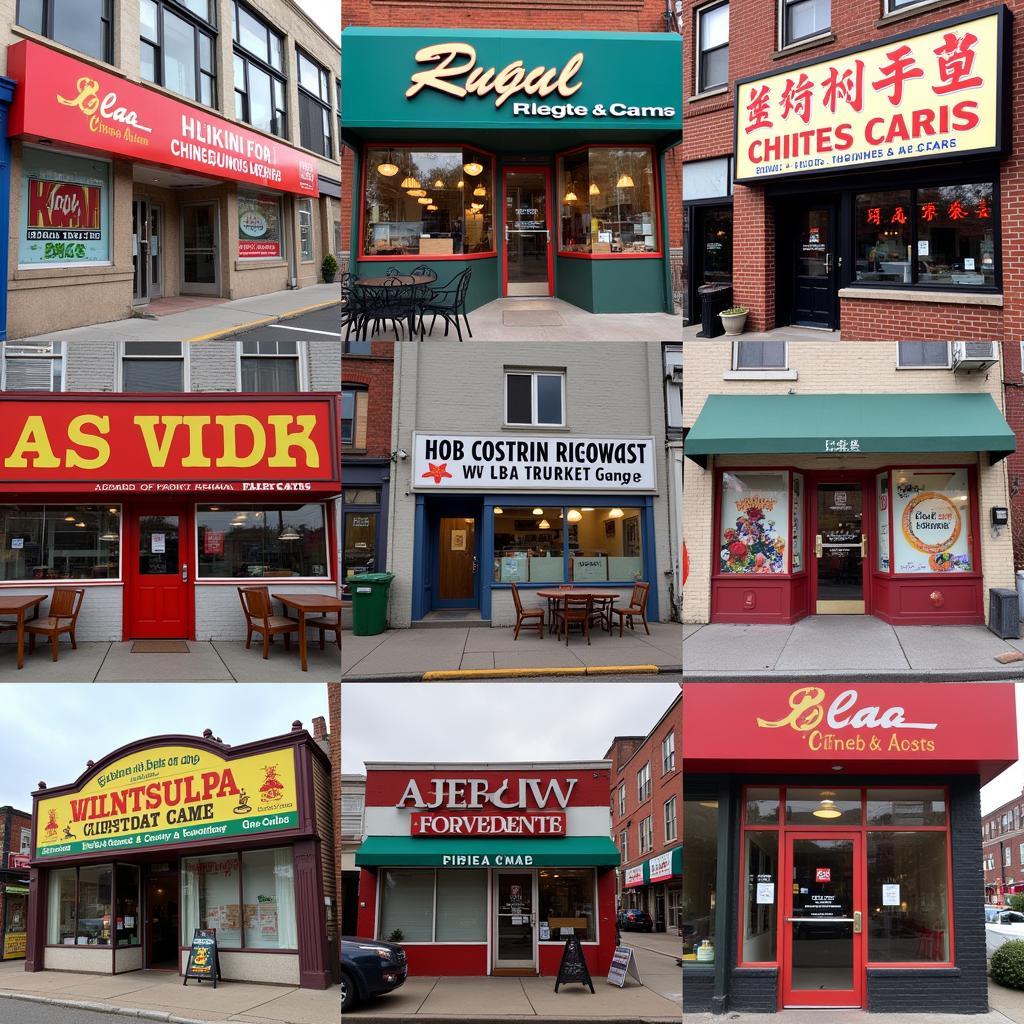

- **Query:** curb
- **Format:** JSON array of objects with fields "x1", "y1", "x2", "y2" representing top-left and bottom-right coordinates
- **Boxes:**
[
  {"x1": 344, "y1": 665, "x2": 681, "y2": 682},
  {"x1": 0, "y1": 990, "x2": 216, "y2": 1023},
  {"x1": 341, "y1": 1016, "x2": 679, "y2": 1024},
  {"x1": 183, "y1": 299, "x2": 339, "y2": 342},
  {"x1": 681, "y1": 668, "x2": 1024, "y2": 683}
]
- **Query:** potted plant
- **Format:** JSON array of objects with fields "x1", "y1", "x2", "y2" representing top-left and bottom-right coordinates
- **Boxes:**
[
  {"x1": 720, "y1": 305, "x2": 748, "y2": 335},
  {"x1": 322, "y1": 253, "x2": 338, "y2": 284},
  {"x1": 386, "y1": 928, "x2": 404, "y2": 943}
]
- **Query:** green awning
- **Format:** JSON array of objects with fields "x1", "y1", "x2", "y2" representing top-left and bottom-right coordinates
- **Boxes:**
[
  {"x1": 355, "y1": 836, "x2": 620, "y2": 868},
  {"x1": 686, "y1": 393, "x2": 1015, "y2": 466}
]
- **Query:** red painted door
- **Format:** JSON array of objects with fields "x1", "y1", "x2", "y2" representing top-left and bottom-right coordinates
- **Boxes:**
[
  {"x1": 129, "y1": 507, "x2": 190, "y2": 638},
  {"x1": 782, "y1": 832, "x2": 864, "y2": 1008}
]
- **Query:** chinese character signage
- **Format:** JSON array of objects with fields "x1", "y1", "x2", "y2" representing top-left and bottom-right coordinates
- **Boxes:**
[{"x1": 734, "y1": 10, "x2": 1004, "y2": 182}]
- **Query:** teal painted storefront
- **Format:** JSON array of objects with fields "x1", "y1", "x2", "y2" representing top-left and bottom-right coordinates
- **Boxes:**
[{"x1": 341, "y1": 28, "x2": 682, "y2": 315}]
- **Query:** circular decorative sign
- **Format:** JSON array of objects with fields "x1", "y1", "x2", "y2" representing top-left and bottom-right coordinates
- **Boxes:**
[{"x1": 901, "y1": 491, "x2": 961, "y2": 555}]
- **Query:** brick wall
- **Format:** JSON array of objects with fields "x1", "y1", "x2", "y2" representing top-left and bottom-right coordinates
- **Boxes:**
[
  {"x1": 342, "y1": 339, "x2": 395, "y2": 459},
  {"x1": 327, "y1": 683, "x2": 341, "y2": 939},
  {"x1": 841, "y1": 298, "x2": 1004, "y2": 342},
  {"x1": 194, "y1": 583, "x2": 336, "y2": 640}
]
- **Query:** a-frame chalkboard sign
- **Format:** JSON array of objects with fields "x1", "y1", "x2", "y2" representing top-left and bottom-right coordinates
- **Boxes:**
[
  {"x1": 554, "y1": 934, "x2": 594, "y2": 993},
  {"x1": 183, "y1": 928, "x2": 221, "y2": 988}
]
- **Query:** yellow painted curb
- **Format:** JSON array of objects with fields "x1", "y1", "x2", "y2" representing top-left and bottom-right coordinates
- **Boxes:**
[
  {"x1": 422, "y1": 667, "x2": 587, "y2": 680},
  {"x1": 279, "y1": 299, "x2": 340, "y2": 320},
  {"x1": 586, "y1": 664, "x2": 660, "y2": 675},
  {"x1": 185, "y1": 316, "x2": 275, "y2": 343}
]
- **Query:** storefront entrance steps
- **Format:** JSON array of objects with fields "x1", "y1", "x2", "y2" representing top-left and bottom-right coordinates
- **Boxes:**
[
  {"x1": 0, "y1": 961, "x2": 339, "y2": 1024},
  {"x1": 684, "y1": 615, "x2": 1024, "y2": 681},
  {"x1": 0, "y1": 641, "x2": 340, "y2": 682},
  {"x1": 414, "y1": 610, "x2": 491, "y2": 628},
  {"x1": 342, "y1": 621, "x2": 683, "y2": 681},
  {"x1": 13, "y1": 284, "x2": 340, "y2": 344}
]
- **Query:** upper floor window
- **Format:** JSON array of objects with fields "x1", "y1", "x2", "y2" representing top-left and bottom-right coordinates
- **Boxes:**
[
  {"x1": 781, "y1": 0, "x2": 829, "y2": 48},
  {"x1": 884, "y1": 0, "x2": 929, "y2": 12},
  {"x1": 122, "y1": 341, "x2": 185, "y2": 392},
  {"x1": 637, "y1": 761, "x2": 652, "y2": 804},
  {"x1": 696, "y1": 2, "x2": 728, "y2": 94},
  {"x1": 661, "y1": 731, "x2": 676, "y2": 774},
  {"x1": 17, "y1": 0, "x2": 112, "y2": 64},
  {"x1": 1007, "y1": 847, "x2": 1012, "y2": 867},
  {"x1": 1, "y1": 342, "x2": 63, "y2": 392},
  {"x1": 240, "y1": 339, "x2": 300, "y2": 391},
  {"x1": 896, "y1": 342, "x2": 950, "y2": 369},
  {"x1": 638, "y1": 815, "x2": 653, "y2": 855},
  {"x1": 733, "y1": 341, "x2": 787, "y2": 370},
  {"x1": 19, "y1": 828, "x2": 31, "y2": 855},
  {"x1": 619, "y1": 828, "x2": 628, "y2": 861},
  {"x1": 297, "y1": 49, "x2": 333, "y2": 157},
  {"x1": 618, "y1": 782, "x2": 626, "y2": 818},
  {"x1": 342, "y1": 386, "x2": 368, "y2": 449},
  {"x1": 140, "y1": 0, "x2": 217, "y2": 108},
  {"x1": 232, "y1": 1, "x2": 287, "y2": 139},
  {"x1": 664, "y1": 796, "x2": 678, "y2": 843},
  {"x1": 504, "y1": 370, "x2": 565, "y2": 427}
]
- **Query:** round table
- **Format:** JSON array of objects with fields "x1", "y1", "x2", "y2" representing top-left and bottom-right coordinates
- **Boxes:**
[
  {"x1": 354, "y1": 274, "x2": 435, "y2": 288},
  {"x1": 535, "y1": 588, "x2": 620, "y2": 636}
]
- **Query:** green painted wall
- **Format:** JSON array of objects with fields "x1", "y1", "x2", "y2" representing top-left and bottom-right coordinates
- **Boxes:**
[
  {"x1": 354, "y1": 257, "x2": 500, "y2": 314},
  {"x1": 554, "y1": 257, "x2": 668, "y2": 313}
]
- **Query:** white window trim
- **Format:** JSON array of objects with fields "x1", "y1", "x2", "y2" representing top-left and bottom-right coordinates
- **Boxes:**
[
  {"x1": 638, "y1": 815, "x2": 653, "y2": 855},
  {"x1": 235, "y1": 339, "x2": 308, "y2": 392},
  {"x1": 694, "y1": 0, "x2": 729, "y2": 97},
  {"x1": 883, "y1": 0, "x2": 933, "y2": 15},
  {"x1": 503, "y1": 370, "x2": 567, "y2": 428},
  {"x1": 618, "y1": 782, "x2": 626, "y2": 817},
  {"x1": 732, "y1": 340, "x2": 789, "y2": 372},
  {"x1": 661, "y1": 732, "x2": 675, "y2": 775},
  {"x1": 620, "y1": 829, "x2": 628, "y2": 862},
  {"x1": 20, "y1": 827, "x2": 31, "y2": 855},
  {"x1": 1, "y1": 341, "x2": 66, "y2": 392},
  {"x1": 664, "y1": 796, "x2": 678, "y2": 843},
  {"x1": 297, "y1": 197, "x2": 315, "y2": 264},
  {"x1": 636, "y1": 761, "x2": 651, "y2": 804},
  {"x1": 118, "y1": 342, "x2": 191, "y2": 391},
  {"x1": 895, "y1": 341, "x2": 952, "y2": 369},
  {"x1": 777, "y1": 0, "x2": 831, "y2": 51}
]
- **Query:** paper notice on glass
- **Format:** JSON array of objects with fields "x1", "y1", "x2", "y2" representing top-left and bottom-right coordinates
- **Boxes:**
[
  {"x1": 151, "y1": 533, "x2": 166, "y2": 553},
  {"x1": 756, "y1": 882, "x2": 775, "y2": 905},
  {"x1": 511, "y1": 916, "x2": 523, "y2": 925},
  {"x1": 10, "y1": 538, "x2": 23, "y2": 549},
  {"x1": 918, "y1": 240, "x2": 929, "y2": 256},
  {"x1": 540, "y1": 923, "x2": 551, "y2": 940},
  {"x1": 882, "y1": 884, "x2": 900, "y2": 906},
  {"x1": 964, "y1": 257, "x2": 976, "y2": 270}
]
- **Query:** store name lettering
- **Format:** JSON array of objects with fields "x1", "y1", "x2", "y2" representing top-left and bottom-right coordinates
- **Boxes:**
[
  {"x1": 57, "y1": 76, "x2": 153, "y2": 144},
  {"x1": 397, "y1": 777, "x2": 577, "y2": 810},
  {"x1": 3, "y1": 415, "x2": 321, "y2": 471},
  {"x1": 412, "y1": 812, "x2": 566, "y2": 836},
  {"x1": 441, "y1": 854, "x2": 534, "y2": 866},
  {"x1": 406, "y1": 43, "x2": 584, "y2": 108}
]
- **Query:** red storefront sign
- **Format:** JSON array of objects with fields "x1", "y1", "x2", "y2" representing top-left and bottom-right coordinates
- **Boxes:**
[
  {"x1": 411, "y1": 811, "x2": 567, "y2": 836},
  {"x1": 6, "y1": 853, "x2": 29, "y2": 870},
  {"x1": 8, "y1": 41, "x2": 319, "y2": 197},
  {"x1": 683, "y1": 682, "x2": 1016, "y2": 781},
  {"x1": 0, "y1": 395, "x2": 340, "y2": 493},
  {"x1": 27, "y1": 179, "x2": 101, "y2": 239},
  {"x1": 372, "y1": 770, "x2": 606, "y2": 808}
]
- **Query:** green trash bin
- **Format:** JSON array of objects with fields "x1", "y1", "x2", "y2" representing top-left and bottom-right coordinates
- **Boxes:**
[{"x1": 350, "y1": 572, "x2": 396, "y2": 636}]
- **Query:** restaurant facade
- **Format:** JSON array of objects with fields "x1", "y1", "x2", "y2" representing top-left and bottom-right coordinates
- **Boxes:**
[
  {"x1": 354, "y1": 761, "x2": 620, "y2": 977},
  {"x1": 682, "y1": 1, "x2": 1018, "y2": 338},
  {"x1": 24, "y1": 723, "x2": 336, "y2": 988},
  {"x1": 385, "y1": 342, "x2": 673, "y2": 628},
  {"x1": 0, "y1": 0, "x2": 341, "y2": 339},
  {"x1": 339, "y1": 24, "x2": 682, "y2": 314},
  {"x1": 682, "y1": 680, "x2": 1017, "y2": 1014},
  {"x1": 0, "y1": 806, "x2": 31, "y2": 962},
  {"x1": 682, "y1": 341, "x2": 1016, "y2": 626}
]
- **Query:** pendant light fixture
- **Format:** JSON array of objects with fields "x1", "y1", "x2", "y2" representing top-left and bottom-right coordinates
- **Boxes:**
[
  {"x1": 400, "y1": 175, "x2": 420, "y2": 190},
  {"x1": 532, "y1": 507, "x2": 544, "y2": 516},
  {"x1": 567, "y1": 509, "x2": 583, "y2": 523},
  {"x1": 616, "y1": 173, "x2": 635, "y2": 189},
  {"x1": 463, "y1": 160, "x2": 484, "y2": 176},
  {"x1": 494, "y1": 507, "x2": 504, "y2": 515},
  {"x1": 608, "y1": 508, "x2": 625, "y2": 519},
  {"x1": 457, "y1": 180, "x2": 464, "y2": 189},
  {"x1": 426, "y1": 204, "x2": 438, "y2": 211},
  {"x1": 564, "y1": 181, "x2": 578, "y2": 203},
  {"x1": 278, "y1": 526, "x2": 300, "y2": 542},
  {"x1": 417, "y1": 197, "x2": 432, "y2": 205},
  {"x1": 589, "y1": 182, "x2": 601, "y2": 196},
  {"x1": 812, "y1": 792, "x2": 843, "y2": 819},
  {"x1": 377, "y1": 149, "x2": 399, "y2": 177},
  {"x1": 473, "y1": 184, "x2": 486, "y2": 197},
  {"x1": 538, "y1": 519, "x2": 551, "y2": 530},
  {"x1": 433, "y1": 178, "x2": 445, "y2": 189},
  {"x1": 407, "y1": 188, "x2": 427, "y2": 198}
]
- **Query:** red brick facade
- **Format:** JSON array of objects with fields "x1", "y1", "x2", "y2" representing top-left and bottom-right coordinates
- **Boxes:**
[
  {"x1": 0, "y1": 805, "x2": 32, "y2": 961},
  {"x1": 342, "y1": 339, "x2": 395, "y2": 458},
  {"x1": 327, "y1": 684, "x2": 341, "y2": 931},
  {"x1": 982, "y1": 787, "x2": 1024, "y2": 904}
]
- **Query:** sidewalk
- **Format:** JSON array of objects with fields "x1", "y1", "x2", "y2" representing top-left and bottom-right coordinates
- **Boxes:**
[
  {"x1": 683, "y1": 616, "x2": 1024, "y2": 681},
  {"x1": 14, "y1": 284, "x2": 339, "y2": 343},
  {"x1": 0, "y1": 641, "x2": 340, "y2": 682},
  {"x1": 0, "y1": 961, "x2": 338, "y2": 1024},
  {"x1": 342, "y1": 622, "x2": 683, "y2": 681}
]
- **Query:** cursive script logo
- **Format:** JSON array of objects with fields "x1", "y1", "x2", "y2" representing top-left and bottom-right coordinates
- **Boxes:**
[
  {"x1": 757, "y1": 686, "x2": 938, "y2": 732},
  {"x1": 57, "y1": 76, "x2": 154, "y2": 134},
  {"x1": 406, "y1": 43, "x2": 583, "y2": 109}
]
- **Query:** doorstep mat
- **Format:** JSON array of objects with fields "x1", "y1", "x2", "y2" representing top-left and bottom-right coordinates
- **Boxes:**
[
  {"x1": 130, "y1": 640, "x2": 190, "y2": 654},
  {"x1": 502, "y1": 310, "x2": 566, "y2": 326}
]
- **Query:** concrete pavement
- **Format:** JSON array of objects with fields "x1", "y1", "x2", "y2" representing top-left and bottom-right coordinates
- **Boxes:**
[
  {"x1": 683, "y1": 616, "x2": 1024, "y2": 681},
  {"x1": 342, "y1": 622, "x2": 683, "y2": 681}
]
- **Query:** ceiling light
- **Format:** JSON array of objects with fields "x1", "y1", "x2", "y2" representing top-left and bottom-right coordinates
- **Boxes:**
[
  {"x1": 538, "y1": 519, "x2": 551, "y2": 529},
  {"x1": 463, "y1": 161, "x2": 484, "y2": 176},
  {"x1": 377, "y1": 161, "x2": 399, "y2": 177},
  {"x1": 400, "y1": 176, "x2": 420, "y2": 190},
  {"x1": 417, "y1": 197, "x2": 432, "y2": 205},
  {"x1": 426, "y1": 204, "x2": 438, "y2": 211},
  {"x1": 457, "y1": 180, "x2": 464, "y2": 189},
  {"x1": 278, "y1": 527, "x2": 300, "y2": 542},
  {"x1": 473, "y1": 185, "x2": 486, "y2": 197},
  {"x1": 494, "y1": 507, "x2": 504, "y2": 515},
  {"x1": 589, "y1": 182, "x2": 601, "y2": 196},
  {"x1": 532, "y1": 508, "x2": 544, "y2": 516},
  {"x1": 567, "y1": 509, "x2": 582, "y2": 523},
  {"x1": 812, "y1": 792, "x2": 843, "y2": 819},
  {"x1": 608, "y1": 508, "x2": 625, "y2": 519},
  {"x1": 616, "y1": 173, "x2": 635, "y2": 189},
  {"x1": 75, "y1": 521, "x2": 86, "y2": 528},
  {"x1": 564, "y1": 189, "x2": 577, "y2": 203},
  {"x1": 407, "y1": 188, "x2": 427, "y2": 197},
  {"x1": 433, "y1": 178, "x2": 445, "y2": 189}
]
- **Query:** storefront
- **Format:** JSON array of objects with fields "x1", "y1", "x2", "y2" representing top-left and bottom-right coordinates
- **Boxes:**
[
  {"x1": 685, "y1": 392, "x2": 1015, "y2": 625},
  {"x1": 682, "y1": 681, "x2": 1017, "y2": 1014},
  {"x1": 732, "y1": 7, "x2": 1008, "y2": 332},
  {"x1": 622, "y1": 848, "x2": 683, "y2": 932},
  {"x1": 340, "y1": 28, "x2": 681, "y2": 314},
  {"x1": 4, "y1": 39, "x2": 332, "y2": 338},
  {"x1": 354, "y1": 762, "x2": 619, "y2": 977},
  {"x1": 1, "y1": 847, "x2": 29, "y2": 961},
  {"x1": 0, "y1": 393, "x2": 341, "y2": 642},
  {"x1": 24, "y1": 726, "x2": 335, "y2": 987}
]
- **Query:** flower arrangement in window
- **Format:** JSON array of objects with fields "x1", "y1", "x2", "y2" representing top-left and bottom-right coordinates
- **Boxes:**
[{"x1": 720, "y1": 500, "x2": 785, "y2": 574}]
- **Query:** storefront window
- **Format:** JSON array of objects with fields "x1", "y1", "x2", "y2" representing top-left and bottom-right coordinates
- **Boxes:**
[
  {"x1": 855, "y1": 184, "x2": 995, "y2": 288},
  {"x1": 745, "y1": 787, "x2": 780, "y2": 825},
  {"x1": 242, "y1": 848, "x2": 298, "y2": 949},
  {"x1": 791, "y1": 473, "x2": 803, "y2": 571},
  {"x1": 494, "y1": 507, "x2": 564, "y2": 584},
  {"x1": 18, "y1": 0, "x2": 112, "y2": 64},
  {"x1": 539, "y1": 869, "x2": 595, "y2": 942},
  {"x1": 0, "y1": 505, "x2": 121, "y2": 581},
  {"x1": 240, "y1": 339, "x2": 299, "y2": 391},
  {"x1": 1, "y1": 342, "x2": 64, "y2": 392},
  {"x1": 363, "y1": 147, "x2": 494, "y2": 257},
  {"x1": 877, "y1": 471, "x2": 891, "y2": 572},
  {"x1": 47, "y1": 867, "x2": 77, "y2": 944},
  {"x1": 379, "y1": 869, "x2": 486, "y2": 942},
  {"x1": 890, "y1": 469, "x2": 972, "y2": 574},
  {"x1": 181, "y1": 855, "x2": 242, "y2": 948},
  {"x1": 743, "y1": 831, "x2": 779, "y2": 962},
  {"x1": 719, "y1": 472, "x2": 789, "y2": 574},
  {"x1": 786, "y1": 788, "x2": 862, "y2": 826},
  {"x1": 344, "y1": 511, "x2": 378, "y2": 581},
  {"x1": 19, "y1": 148, "x2": 111, "y2": 268},
  {"x1": 571, "y1": 508, "x2": 643, "y2": 582},
  {"x1": 558, "y1": 148, "x2": 658, "y2": 255},
  {"x1": 115, "y1": 865, "x2": 141, "y2": 947},
  {"x1": 682, "y1": 798, "x2": 717, "y2": 958},
  {"x1": 298, "y1": 199, "x2": 314, "y2": 261},
  {"x1": 76, "y1": 866, "x2": 112, "y2": 946},
  {"x1": 867, "y1": 789, "x2": 947, "y2": 827},
  {"x1": 196, "y1": 504, "x2": 329, "y2": 579},
  {"x1": 867, "y1": 831, "x2": 950, "y2": 962},
  {"x1": 238, "y1": 192, "x2": 284, "y2": 260},
  {"x1": 435, "y1": 871, "x2": 487, "y2": 942}
]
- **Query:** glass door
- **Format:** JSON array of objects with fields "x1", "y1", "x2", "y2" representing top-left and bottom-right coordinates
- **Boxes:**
[
  {"x1": 132, "y1": 199, "x2": 151, "y2": 305},
  {"x1": 181, "y1": 202, "x2": 220, "y2": 296},
  {"x1": 783, "y1": 834, "x2": 863, "y2": 1008},
  {"x1": 792, "y1": 204, "x2": 838, "y2": 328},
  {"x1": 504, "y1": 169, "x2": 552, "y2": 296},
  {"x1": 149, "y1": 204, "x2": 163, "y2": 299},
  {"x1": 814, "y1": 483, "x2": 865, "y2": 614},
  {"x1": 494, "y1": 871, "x2": 537, "y2": 970}
]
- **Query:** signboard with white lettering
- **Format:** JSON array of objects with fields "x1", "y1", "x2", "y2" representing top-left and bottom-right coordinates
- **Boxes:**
[{"x1": 607, "y1": 946, "x2": 643, "y2": 988}]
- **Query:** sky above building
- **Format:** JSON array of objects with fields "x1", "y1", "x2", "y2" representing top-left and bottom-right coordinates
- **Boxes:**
[
  {"x1": 297, "y1": 0, "x2": 340, "y2": 40},
  {"x1": 981, "y1": 682, "x2": 1024, "y2": 814}
]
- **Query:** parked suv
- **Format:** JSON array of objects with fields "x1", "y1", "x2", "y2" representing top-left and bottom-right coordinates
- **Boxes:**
[
  {"x1": 341, "y1": 936, "x2": 408, "y2": 1012},
  {"x1": 617, "y1": 908, "x2": 654, "y2": 932}
]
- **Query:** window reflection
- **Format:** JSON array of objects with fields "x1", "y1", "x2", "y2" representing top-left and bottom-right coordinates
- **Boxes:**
[{"x1": 0, "y1": 505, "x2": 120, "y2": 580}]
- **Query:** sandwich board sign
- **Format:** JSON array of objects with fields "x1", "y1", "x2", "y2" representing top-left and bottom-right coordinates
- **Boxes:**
[
  {"x1": 607, "y1": 945, "x2": 643, "y2": 987},
  {"x1": 183, "y1": 928, "x2": 221, "y2": 988},
  {"x1": 554, "y1": 934, "x2": 594, "y2": 993}
]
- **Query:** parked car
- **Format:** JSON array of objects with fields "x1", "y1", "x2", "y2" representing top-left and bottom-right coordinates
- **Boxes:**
[
  {"x1": 985, "y1": 907, "x2": 1024, "y2": 957},
  {"x1": 617, "y1": 908, "x2": 654, "y2": 932},
  {"x1": 987, "y1": 906, "x2": 1024, "y2": 925},
  {"x1": 341, "y1": 936, "x2": 407, "y2": 1012}
]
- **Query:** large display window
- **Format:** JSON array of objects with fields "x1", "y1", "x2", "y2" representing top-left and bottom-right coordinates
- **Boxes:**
[
  {"x1": 0, "y1": 505, "x2": 121, "y2": 582},
  {"x1": 378, "y1": 869, "x2": 487, "y2": 942},
  {"x1": 682, "y1": 797, "x2": 718, "y2": 960},
  {"x1": 887, "y1": 469, "x2": 972, "y2": 574},
  {"x1": 718, "y1": 471, "x2": 791, "y2": 575}
]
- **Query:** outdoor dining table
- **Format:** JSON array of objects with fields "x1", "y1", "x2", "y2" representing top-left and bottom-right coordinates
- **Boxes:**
[
  {"x1": 0, "y1": 594, "x2": 46, "y2": 669},
  {"x1": 272, "y1": 592, "x2": 344, "y2": 672},
  {"x1": 535, "y1": 588, "x2": 620, "y2": 636},
  {"x1": 352, "y1": 275, "x2": 435, "y2": 339}
]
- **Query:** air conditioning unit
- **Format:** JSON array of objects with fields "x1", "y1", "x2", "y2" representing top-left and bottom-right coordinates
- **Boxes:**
[{"x1": 951, "y1": 341, "x2": 999, "y2": 372}]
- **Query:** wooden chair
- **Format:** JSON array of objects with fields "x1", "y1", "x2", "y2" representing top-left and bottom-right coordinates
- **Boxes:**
[
  {"x1": 610, "y1": 582, "x2": 651, "y2": 637},
  {"x1": 590, "y1": 594, "x2": 615, "y2": 634},
  {"x1": 305, "y1": 611, "x2": 342, "y2": 650},
  {"x1": 511, "y1": 582, "x2": 544, "y2": 640},
  {"x1": 556, "y1": 593, "x2": 594, "y2": 646},
  {"x1": 26, "y1": 587, "x2": 85, "y2": 662},
  {"x1": 238, "y1": 586, "x2": 299, "y2": 659}
]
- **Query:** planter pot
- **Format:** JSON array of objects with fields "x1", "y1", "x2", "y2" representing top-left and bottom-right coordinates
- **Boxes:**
[
  {"x1": 323, "y1": 272, "x2": 337, "y2": 284},
  {"x1": 720, "y1": 311, "x2": 748, "y2": 335}
]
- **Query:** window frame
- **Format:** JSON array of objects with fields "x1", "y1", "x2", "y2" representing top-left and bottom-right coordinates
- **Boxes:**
[
  {"x1": 231, "y1": 0, "x2": 287, "y2": 139},
  {"x1": 296, "y1": 46, "x2": 333, "y2": 158},
  {"x1": 664, "y1": 795, "x2": 678, "y2": 842},
  {"x1": 236, "y1": 339, "x2": 305, "y2": 392},
  {"x1": 19, "y1": 828, "x2": 31, "y2": 855},
  {"x1": 637, "y1": 761, "x2": 652, "y2": 804},
  {"x1": 1, "y1": 342, "x2": 65, "y2": 392},
  {"x1": 896, "y1": 342, "x2": 952, "y2": 369},
  {"x1": 732, "y1": 340, "x2": 789, "y2": 371},
  {"x1": 638, "y1": 814, "x2": 654, "y2": 855},
  {"x1": 119, "y1": 342, "x2": 189, "y2": 392},
  {"x1": 695, "y1": 0, "x2": 730, "y2": 96},
  {"x1": 140, "y1": 0, "x2": 218, "y2": 109},
  {"x1": 618, "y1": 782, "x2": 627, "y2": 817},
  {"x1": 44, "y1": 862, "x2": 114, "y2": 947},
  {"x1": 297, "y1": 198, "x2": 315, "y2": 263},
  {"x1": 779, "y1": 0, "x2": 831, "y2": 50},
  {"x1": 374, "y1": 867, "x2": 490, "y2": 944},
  {"x1": 503, "y1": 370, "x2": 566, "y2": 428},
  {"x1": 619, "y1": 828, "x2": 629, "y2": 861},
  {"x1": 17, "y1": 0, "x2": 113, "y2": 64},
  {"x1": 341, "y1": 385, "x2": 368, "y2": 449},
  {"x1": 882, "y1": 0, "x2": 932, "y2": 14},
  {"x1": 661, "y1": 731, "x2": 676, "y2": 775}
]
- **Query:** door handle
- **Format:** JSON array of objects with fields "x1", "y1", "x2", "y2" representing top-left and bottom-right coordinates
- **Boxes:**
[
  {"x1": 505, "y1": 226, "x2": 510, "y2": 242},
  {"x1": 860, "y1": 533, "x2": 867, "y2": 558},
  {"x1": 824, "y1": 253, "x2": 832, "y2": 273},
  {"x1": 787, "y1": 917, "x2": 856, "y2": 923},
  {"x1": 854, "y1": 911, "x2": 862, "y2": 933},
  {"x1": 815, "y1": 534, "x2": 823, "y2": 558},
  {"x1": 472, "y1": 556, "x2": 478, "y2": 574},
  {"x1": 181, "y1": 563, "x2": 189, "y2": 583}
]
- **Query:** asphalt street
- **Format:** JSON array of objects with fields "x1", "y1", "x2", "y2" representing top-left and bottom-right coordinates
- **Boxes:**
[
  {"x1": 234, "y1": 302, "x2": 339, "y2": 341},
  {"x1": 0, "y1": 1001, "x2": 209, "y2": 1024}
]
